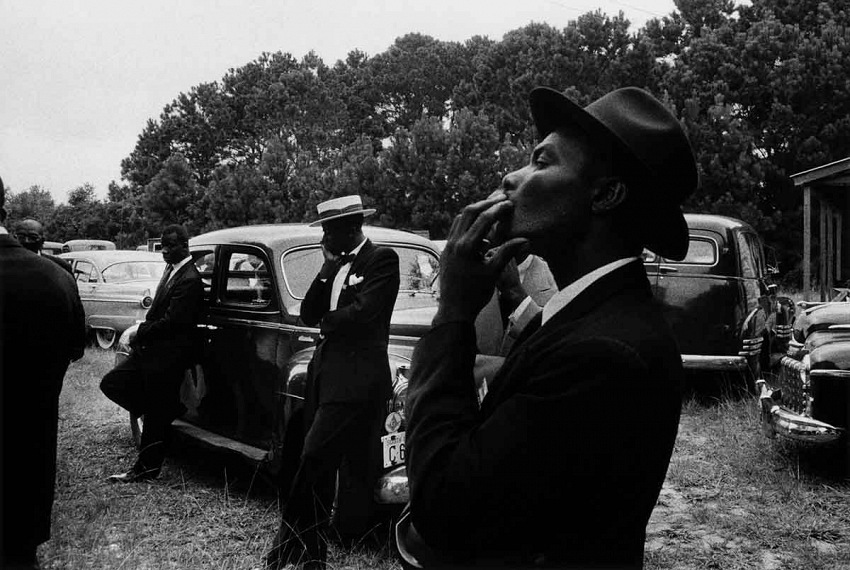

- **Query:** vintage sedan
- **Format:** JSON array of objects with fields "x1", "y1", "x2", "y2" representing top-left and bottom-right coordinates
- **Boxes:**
[
  {"x1": 758, "y1": 291, "x2": 850, "y2": 468},
  {"x1": 115, "y1": 224, "x2": 440, "y2": 509},
  {"x1": 643, "y1": 214, "x2": 793, "y2": 389},
  {"x1": 60, "y1": 250, "x2": 165, "y2": 348}
]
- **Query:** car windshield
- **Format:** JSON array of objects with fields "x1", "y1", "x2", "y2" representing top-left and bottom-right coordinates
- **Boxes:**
[
  {"x1": 101, "y1": 261, "x2": 165, "y2": 283},
  {"x1": 282, "y1": 244, "x2": 440, "y2": 314}
]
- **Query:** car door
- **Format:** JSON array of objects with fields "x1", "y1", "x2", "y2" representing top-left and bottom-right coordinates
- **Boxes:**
[
  {"x1": 653, "y1": 231, "x2": 739, "y2": 357},
  {"x1": 194, "y1": 245, "x2": 284, "y2": 449}
]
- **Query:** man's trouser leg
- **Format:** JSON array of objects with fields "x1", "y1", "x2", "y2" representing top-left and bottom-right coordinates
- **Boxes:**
[
  {"x1": 100, "y1": 359, "x2": 146, "y2": 417},
  {"x1": 267, "y1": 402, "x2": 376, "y2": 569}
]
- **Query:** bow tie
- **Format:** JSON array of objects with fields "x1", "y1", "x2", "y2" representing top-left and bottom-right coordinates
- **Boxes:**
[{"x1": 338, "y1": 253, "x2": 356, "y2": 265}]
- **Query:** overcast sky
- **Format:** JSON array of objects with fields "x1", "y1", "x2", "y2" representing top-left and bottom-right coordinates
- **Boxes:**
[{"x1": 1, "y1": 0, "x2": 677, "y2": 203}]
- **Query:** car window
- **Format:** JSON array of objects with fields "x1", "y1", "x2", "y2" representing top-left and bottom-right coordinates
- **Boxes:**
[
  {"x1": 661, "y1": 238, "x2": 717, "y2": 265},
  {"x1": 73, "y1": 260, "x2": 98, "y2": 283},
  {"x1": 102, "y1": 261, "x2": 164, "y2": 283},
  {"x1": 282, "y1": 245, "x2": 440, "y2": 314},
  {"x1": 192, "y1": 250, "x2": 216, "y2": 299},
  {"x1": 221, "y1": 250, "x2": 273, "y2": 307},
  {"x1": 737, "y1": 232, "x2": 765, "y2": 279}
]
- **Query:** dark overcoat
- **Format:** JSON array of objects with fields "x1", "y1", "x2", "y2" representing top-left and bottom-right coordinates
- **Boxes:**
[
  {"x1": 300, "y1": 239, "x2": 399, "y2": 405},
  {"x1": 406, "y1": 260, "x2": 683, "y2": 569},
  {"x1": 0, "y1": 234, "x2": 86, "y2": 550}
]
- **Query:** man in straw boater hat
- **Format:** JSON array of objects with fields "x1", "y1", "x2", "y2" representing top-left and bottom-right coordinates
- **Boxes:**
[
  {"x1": 398, "y1": 86, "x2": 698, "y2": 569},
  {"x1": 267, "y1": 195, "x2": 400, "y2": 569}
]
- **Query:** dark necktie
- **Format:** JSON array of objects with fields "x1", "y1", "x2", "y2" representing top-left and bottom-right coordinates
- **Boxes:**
[{"x1": 159, "y1": 263, "x2": 173, "y2": 289}]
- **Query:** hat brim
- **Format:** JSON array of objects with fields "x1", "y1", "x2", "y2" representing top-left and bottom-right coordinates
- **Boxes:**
[
  {"x1": 308, "y1": 209, "x2": 376, "y2": 227},
  {"x1": 529, "y1": 87, "x2": 689, "y2": 261}
]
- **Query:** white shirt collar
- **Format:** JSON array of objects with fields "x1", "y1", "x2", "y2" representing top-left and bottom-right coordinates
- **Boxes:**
[
  {"x1": 346, "y1": 237, "x2": 367, "y2": 258},
  {"x1": 166, "y1": 255, "x2": 192, "y2": 283},
  {"x1": 541, "y1": 257, "x2": 639, "y2": 325}
]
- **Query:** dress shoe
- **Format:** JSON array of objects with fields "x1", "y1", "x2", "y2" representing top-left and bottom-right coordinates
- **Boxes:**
[{"x1": 107, "y1": 468, "x2": 157, "y2": 483}]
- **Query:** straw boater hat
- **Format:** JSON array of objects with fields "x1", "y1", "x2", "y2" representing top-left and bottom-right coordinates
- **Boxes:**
[
  {"x1": 529, "y1": 87, "x2": 698, "y2": 261},
  {"x1": 309, "y1": 195, "x2": 376, "y2": 227}
]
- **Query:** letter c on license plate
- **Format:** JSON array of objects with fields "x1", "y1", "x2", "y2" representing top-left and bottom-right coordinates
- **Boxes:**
[{"x1": 381, "y1": 432, "x2": 405, "y2": 468}]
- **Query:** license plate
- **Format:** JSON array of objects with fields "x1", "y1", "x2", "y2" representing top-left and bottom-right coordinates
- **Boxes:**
[{"x1": 381, "y1": 432, "x2": 406, "y2": 468}]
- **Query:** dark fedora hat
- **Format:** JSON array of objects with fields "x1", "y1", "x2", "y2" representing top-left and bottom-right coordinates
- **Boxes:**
[{"x1": 529, "y1": 86, "x2": 698, "y2": 260}]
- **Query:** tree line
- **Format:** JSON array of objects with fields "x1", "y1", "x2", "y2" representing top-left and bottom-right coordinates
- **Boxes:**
[{"x1": 5, "y1": 0, "x2": 849, "y2": 286}]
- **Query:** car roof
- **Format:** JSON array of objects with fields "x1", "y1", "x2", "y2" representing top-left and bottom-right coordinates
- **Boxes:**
[
  {"x1": 190, "y1": 223, "x2": 437, "y2": 252},
  {"x1": 59, "y1": 250, "x2": 164, "y2": 263},
  {"x1": 684, "y1": 213, "x2": 756, "y2": 234}
]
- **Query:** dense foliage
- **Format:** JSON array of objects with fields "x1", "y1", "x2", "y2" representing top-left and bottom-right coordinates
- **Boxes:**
[{"x1": 6, "y1": 0, "x2": 848, "y2": 284}]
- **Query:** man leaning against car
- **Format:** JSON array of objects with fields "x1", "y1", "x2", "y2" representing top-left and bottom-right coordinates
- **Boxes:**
[
  {"x1": 398, "y1": 86, "x2": 699, "y2": 569},
  {"x1": 266, "y1": 195, "x2": 400, "y2": 570},
  {"x1": 100, "y1": 224, "x2": 203, "y2": 483}
]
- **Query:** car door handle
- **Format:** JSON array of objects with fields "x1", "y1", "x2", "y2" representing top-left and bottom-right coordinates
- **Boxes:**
[
  {"x1": 199, "y1": 324, "x2": 220, "y2": 331},
  {"x1": 659, "y1": 265, "x2": 679, "y2": 273}
]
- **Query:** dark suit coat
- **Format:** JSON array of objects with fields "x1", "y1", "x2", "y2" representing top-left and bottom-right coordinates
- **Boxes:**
[
  {"x1": 44, "y1": 253, "x2": 73, "y2": 274},
  {"x1": 132, "y1": 259, "x2": 203, "y2": 372},
  {"x1": 406, "y1": 260, "x2": 683, "y2": 569},
  {"x1": 301, "y1": 239, "x2": 399, "y2": 404},
  {"x1": 0, "y1": 234, "x2": 86, "y2": 548}
]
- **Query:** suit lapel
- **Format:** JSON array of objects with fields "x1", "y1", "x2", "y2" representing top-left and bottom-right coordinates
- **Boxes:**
[
  {"x1": 338, "y1": 240, "x2": 374, "y2": 307},
  {"x1": 481, "y1": 260, "x2": 650, "y2": 414},
  {"x1": 151, "y1": 261, "x2": 190, "y2": 311}
]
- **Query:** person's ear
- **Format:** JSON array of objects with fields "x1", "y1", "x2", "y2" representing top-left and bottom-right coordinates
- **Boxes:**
[{"x1": 591, "y1": 178, "x2": 629, "y2": 213}]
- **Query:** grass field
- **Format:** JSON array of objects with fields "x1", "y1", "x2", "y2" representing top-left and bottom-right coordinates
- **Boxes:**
[{"x1": 37, "y1": 349, "x2": 850, "y2": 569}]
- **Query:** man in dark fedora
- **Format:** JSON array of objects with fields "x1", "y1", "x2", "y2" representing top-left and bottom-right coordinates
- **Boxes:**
[
  {"x1": 1, "y1": 176, "x2": 86, "y2": 569},
  {"x1": 400, "y1": 86, "x2": 698, "y2": 569},
  {"x1": 100, "y1": 224, "x2": 203, "y2": 483},
  {"x1": 267, "y1": 195, "x2": 400, "y2": 569}
]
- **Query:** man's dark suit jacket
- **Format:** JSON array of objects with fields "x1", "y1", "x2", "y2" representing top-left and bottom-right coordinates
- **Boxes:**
[
  {"x1": 406, "y1": 260, "x2": 683, "y2": 569},
  {"x1": 301, "y1": 239, "x2": 400, "y2": 404},
  {"x1": 44, "y1": 253, "x2": 73, "y2": 274},
  {"x1": 0, "y1": 234, "x2": 86, "y2": 551},
  {"x1": 131, "y1": 259, "x2": 203, "y2": 372}
]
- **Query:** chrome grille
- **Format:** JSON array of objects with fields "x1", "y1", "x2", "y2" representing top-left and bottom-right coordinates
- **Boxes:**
[{"x1": 777, "y1": 356, "x2": 808, "y2": 414}]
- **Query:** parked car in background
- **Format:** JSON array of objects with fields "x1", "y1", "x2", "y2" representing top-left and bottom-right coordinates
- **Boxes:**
[
  {"x1": 643, "y1": 214, "x2": 793, "y2": 390},
  {"x1": 42, "y1": 240, "x2": 65, "y2": 256},
  {"x1": 60, "y1": 250, "x2": 165, "y2": 348},
  {"x1": 758, "y1": 290, "x2": 850, "y2": 469},
  {"x1": 62, "y1": 239, "x2": 116, "y2": 253},
  {"x1": 115, "y1": 224, "x2": 440, "y2": 511}
]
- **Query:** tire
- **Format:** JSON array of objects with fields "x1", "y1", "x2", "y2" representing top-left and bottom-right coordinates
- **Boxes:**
[
  {"x1": 95, "y1": 328, "x2": 117, "y2": 349},
  {"x1": 130, "y1": 413, "x2": 144, "y2": 449}
]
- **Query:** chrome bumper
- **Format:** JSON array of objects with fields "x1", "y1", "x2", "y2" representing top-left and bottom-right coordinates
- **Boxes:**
[
  {"x1": 374, "y1": 465, "x2": 408, "y2": 504},
  {"x1": 757, "y1": 379, "x2": 845, "y2": 444},
  {"x1": 681, "y1": 354, "x2": 749, "y2": 371}
]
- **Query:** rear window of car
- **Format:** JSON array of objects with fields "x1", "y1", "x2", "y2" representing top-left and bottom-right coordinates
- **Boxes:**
[
  {"x1": 281, "y1": 245, "x2": 440, "y2": 313},
  {"x1": 102, "y1": 261, "x2": 164, "y2": 282},
  {"x1": 644, "y1": 238, "x2": 718, "y2": 266}
]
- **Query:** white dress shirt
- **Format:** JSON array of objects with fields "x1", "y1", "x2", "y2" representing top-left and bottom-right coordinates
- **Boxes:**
[
  {"x1": 164, "y1": 255, "x2": 192, "y2": 286},
  {"x1": 330, "y1": 238, "x2": 367, "y2": 310}
]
